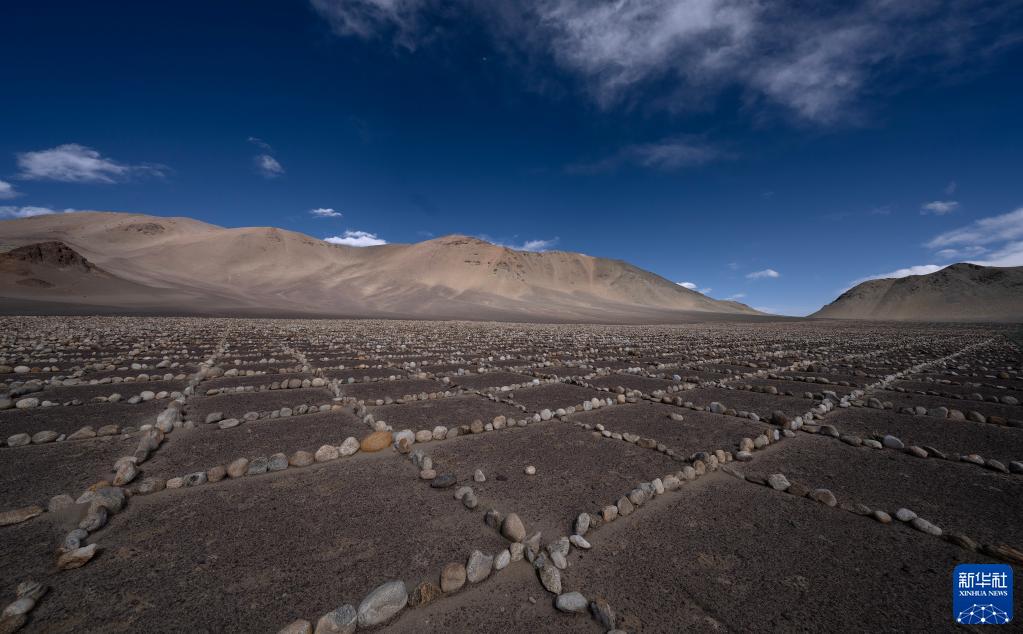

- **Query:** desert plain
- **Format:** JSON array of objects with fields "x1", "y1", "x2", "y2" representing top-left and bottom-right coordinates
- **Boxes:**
[{"x1": 1, "y1": 316, "x2": 1022, "y2": 633}]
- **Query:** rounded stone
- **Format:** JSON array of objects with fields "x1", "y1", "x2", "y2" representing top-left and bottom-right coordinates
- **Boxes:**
[
  {"x1": 357, "y1": 580, "x2": 407, "y2": 627},
  {"x1": 360, "y1": 431, "x2": 393, "y2": 453}
]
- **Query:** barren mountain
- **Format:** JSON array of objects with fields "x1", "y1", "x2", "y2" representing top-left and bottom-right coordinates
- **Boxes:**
[
  {"x1": 812, "y1": 263, "x2": 1023, "y2": 322},
  {"x1": 0, "y1": 211, "x2": 763, "y2": 323}
]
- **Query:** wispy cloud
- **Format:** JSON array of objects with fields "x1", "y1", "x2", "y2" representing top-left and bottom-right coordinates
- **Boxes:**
[
  {"x1": 676, "y1": 281, "x2": 697, "y2": 289},
  {"x1": 325, "y1": 229, "x2": 388, "y2": 247},
  {"x1": 0, "y1": 206, "x2": 78, "y2": 219},
  {"x1": 249, "y1": 137, "x2": 284, "y2": 179},
  {"x1": 921, "y1": 200, "x2": 958, "y2": 215},
  {"x1": 310, "y1": 1, "x2": 1023, "y2": 124},
  {"x1": 16, "y1": 144, "x2": 167, "y2": 183},
  {"x1": 844, "y1": 207, "x2": 1023, "y2": 287},
  {"x1": 570, "y1": 137, "x2": 730, "y2": 173},
  {"x1": 310, "y1": 207, "x2": 342, "y2": 218},
  {"x1": 0, "y1": 180, "x2": 19, "y2": 199},
  {"x1": 926, "y1": 208, "x2": 1023, "y2": 249},
  {"x1": 725, "y1": 293, "x2": 746, "y2": 300},
  {"x1": 478, "y1": 234, "x2": 560, "y2": 252},
  {"x1": 746, "y1": 268, "x2": 780, "y2": 280}
]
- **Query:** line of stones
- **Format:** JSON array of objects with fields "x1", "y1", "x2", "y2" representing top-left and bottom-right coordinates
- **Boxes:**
[
  {"x1": 0, "y1": 343, "x2": 229, "y2": 632},
  {"x1": 757, "y1": 339, "x2": 1023, "y2": 565}
]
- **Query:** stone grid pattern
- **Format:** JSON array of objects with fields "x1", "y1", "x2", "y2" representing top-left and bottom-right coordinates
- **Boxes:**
[{"x1": 1, "y1": 316, "x2": 1021, "y2": 633}]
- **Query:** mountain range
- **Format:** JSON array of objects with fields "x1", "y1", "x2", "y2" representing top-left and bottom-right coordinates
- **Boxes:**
[{"x1": 0, "y1": 211, "x2": 763, "y2": 323}]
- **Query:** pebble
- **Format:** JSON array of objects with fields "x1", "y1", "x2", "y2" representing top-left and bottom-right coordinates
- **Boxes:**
[
  {"x1": 809, "y1": 489, "x2": 837, "y2": 507},
  {"x1": 311, "y1": 444, "x2": 338, "y2": 463},
  {"x1": 466, "y1": 550, "x2": 493, "y2": 583},
  {"x1": 767, "y1": 474, "x2": 791, "y2": 491},
  {"x1": 895, "y1": 508, "x2": 917, "y2": 522},
  {"x1": 227, "y1": 457, "x2": 250, "y2": 477},
  {"x1": 911, "y1": 517, "x2": 942, "y2": 536},
  {"x1": 539, "y1": 562, "x2": 562, "y2": 594},
  {"x1": 473, "y1": 469, "x2": 486, "y2": 482},
  {"x1": 501, "y1": 513, "x2": 526, "y2": 542},
  {"x1": 408, "y1": 581, "x2": 442, "y2": 608},
  {"x1": 357, "y1": 580, "x2": 408, "y2": 627},
  {"x1": 57, "y1": 543, "x2": 98, "y2": 570},
  {"x1": 430, "y1": 474, "x2": 456, "y2": 489},
  {"x1": 289, "y1": 451, "x2": 315, "y2": 467},
  {"x1": 494, "y1": 549, "x2": 511, "y2": 570},
  {"x1": 360, "y1": 431, "x2": 393, "y2": 453},
  {"x1": 569, "y1": 534, "x2": 591, "y2": 549},
  {"x1": 555, "y1": 592, "x2": 588, "y2": 613},
  {"x1": 440, "y1": 563, "x2": 466, "y2": 592},
  {"x1": 338, "y1": 437, "x2": 360, "y2": 456},
  {"x1": 277, "y1": 620, "x2": 311, "y2": 634},
  {"x1": 524, "y1": 465, "x2": 536, "y2": 475},
  {"x1": 263, "y1": 452, "x2": 286, "y2": 471}
]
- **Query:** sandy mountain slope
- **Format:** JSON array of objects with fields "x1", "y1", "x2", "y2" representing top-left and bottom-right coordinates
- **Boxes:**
[
  {"x1": 811, "y1": 263, "x2": 1023, "y2": 322},
  {"x1": 0, "y1": 211, "x2": 764, "y2": 322}
]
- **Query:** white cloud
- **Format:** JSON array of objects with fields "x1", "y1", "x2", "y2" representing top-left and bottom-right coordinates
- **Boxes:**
[
  {"x1": 935, "y1": 246, "x2": 987, "y2": 260},
  {"x1": 310, "y1": 207, "x2": 343, "y2": 218},
  {"x1": 677, "y1": 281, "x2": 697, "y2": 289},
  {"x1": 852, "y1": 264, "x2": 947, "y2": 286},
  {"x1": 921, "y1": 200, "x2": 958, "y2": 215},
  {"x1": 310, "y1": 2, "x2": 1018, "y2": 124},
  {"x1": 725, "y1": 293, "x2": 745, "y2": 300},
  {"x1": 699, "y1": 287, "x2": 712, "y2": 294},
  {"x1": 925, "y1": 208, "x2": 1023, "y2": 249},
  {"x1": 479, "y1": 234, "x2": 559, "y2": 252},
  {"x1": 325, "y1": 229, "x2": 388, "y2": 246},
  {"x1": 517, "y1": 238, "x2": 558, "y2": 252},
  {"x1": 0, "y1": 206, "x2": 77, "y2": 219},
  {"x1": 255, "y1": 154, "x2": 284, "y2": 178},
  {"x1": 746, "y1": 268, "x2": 780, "y2": 280},
  {"x1": 970, "y1": 241, "x2": 1023, "y2": 267},
  {"x1": 16, "y1": 144, "x2": 166, "y2": 183},
  {"x1": 0, "y1": 180, "x2": 19, "y2": 199}
]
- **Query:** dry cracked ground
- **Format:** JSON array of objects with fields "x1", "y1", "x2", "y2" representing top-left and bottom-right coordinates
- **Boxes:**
[{"x1": 1, "y1": 316, "x2": 1022, "y2": 633}]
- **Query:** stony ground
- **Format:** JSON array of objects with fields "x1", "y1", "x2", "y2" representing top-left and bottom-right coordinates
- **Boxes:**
[{"x1": 1, "y1": 316, "x2": 1021, "y2": 633}]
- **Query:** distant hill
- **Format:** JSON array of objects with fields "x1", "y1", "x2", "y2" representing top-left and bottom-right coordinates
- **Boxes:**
[
  {"x1": 0, "y1": 211, "x2": 765, "y2": 323},
  {"x1": 811, "y1": 263, "x2": 1023, "y2": 322}
]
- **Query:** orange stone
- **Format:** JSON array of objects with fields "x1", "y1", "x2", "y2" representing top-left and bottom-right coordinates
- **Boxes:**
[{"x1": 360, "y1": 431, "x2": 393, "y2": 452}]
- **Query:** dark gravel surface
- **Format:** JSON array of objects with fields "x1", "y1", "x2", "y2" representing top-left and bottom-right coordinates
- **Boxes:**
[
  {"x1": 506, "y1": 383, "x2": 604, "y2": 412},
  {"x1": 586, "y1": 375, "x2": 677, "y2": 394},
  {"x1": 826, "y1": 407, "x2": 1023, "y2": 462},
  {"x1": 420, "y1": 421, "x2": 678, "y2": 538},
  {"x1": 746, "y1": 432, "x2": 1023, "y2": 548},
  {"x1": 746, "y1": 377, "x2": 857, "y2": 397},
  {"x1": 449, "y1": 372, "x2": 535, "y2": 390},
  {"x1": 339, "y1": 378, "x2": 449, "y2": 402},
  {"x1": 35, "y1": 380, "x2": 187, "y2": 403},
  {"x1": 0, "y1": 400, "x2": 166, "y2": 436},
  {"x1": 322, "y1": 367, "x2": 408, "y2": 381},
  {"x1": 31, "y1": 455, "x2": 508, "y2": 633},
  {"x1": 142, "y1": 409, "x2": 369, "y2": 478},
  {"x1": 678, "y1": 387, "x2": 812, "y2": 419},
  {"x1": 875, "y1": 389, "x2": 1021, "y2": 421},
  {"x1": 370, "y1": 395, "x2": 522, "y2": 430},
  {"x1": 203, "y1": 373, "x2": 316, "y2": 391},
  {"x1": 570, "y1": 401, "x2": 773, "y2": 456},
  {"x1": 187, "y1": 387, "x2": 335, "y2": 421},
  {"x1": 0, "y1": 434, "x2": 137, "y2": 509},
  {"x1": 561, "y1": 472, "x2": 1005, "y2": 633}
]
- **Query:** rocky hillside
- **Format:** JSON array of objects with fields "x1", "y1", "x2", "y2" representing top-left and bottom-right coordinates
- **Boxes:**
[
  {"x1": 0, "y1": 211, "x2": 764, "y2": 323},
  {"x1": 812, "y1": 263, "x2": 1023, "y2": 322}
]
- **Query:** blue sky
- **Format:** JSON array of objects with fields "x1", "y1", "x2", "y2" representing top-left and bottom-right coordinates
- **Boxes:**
[{"x1": 2, "y1": 1, "x2": 1022, "y2": 315}]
